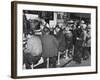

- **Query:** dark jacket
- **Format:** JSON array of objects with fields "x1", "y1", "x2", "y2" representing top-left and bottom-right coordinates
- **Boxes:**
[
  {"x1": 56, "y1": 30, "x2": 66, "y2": 52},
  {"x1": 41, "y1": 34, "x2": 59, "y2": 57}
]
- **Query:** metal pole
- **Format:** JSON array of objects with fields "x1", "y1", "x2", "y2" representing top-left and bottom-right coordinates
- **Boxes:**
[{"x1": 47, "y1": 57, "x2": 49, "y2": 68}]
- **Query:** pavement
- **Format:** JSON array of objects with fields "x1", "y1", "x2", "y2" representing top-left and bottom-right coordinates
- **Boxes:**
[
  {"x1": 33, "y1": 55, "x2": 91, "y2": 69},
  {"x1": 64, "y1": 56, "x2": 91, "y2": 67}
]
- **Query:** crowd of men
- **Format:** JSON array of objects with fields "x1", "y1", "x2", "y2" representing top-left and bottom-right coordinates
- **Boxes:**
[{"x1": 23, "y1": 14, "x2": 91, "y2": 69}]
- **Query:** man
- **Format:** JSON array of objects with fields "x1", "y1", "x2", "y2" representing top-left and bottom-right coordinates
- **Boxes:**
[
  {"x1": 73, "y1": 21, "x2": 86, "y2": 64},
  {"x1": 23, "y1": 18, "x2": 42, "y2": 69},
  {"x1": 85, "y1": 24, "x2": 91, "y2": 54},
  {"x1": 82, "y1": 24, "x2": 91, "y2": 60},
  {"x1": 41, "y1": 27, "x2": 59, "y2": 68}
]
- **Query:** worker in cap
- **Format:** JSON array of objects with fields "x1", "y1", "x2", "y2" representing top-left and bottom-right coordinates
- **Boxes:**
[{"x1": 41, "y1": 27, "x2": 59, "y2": 68}]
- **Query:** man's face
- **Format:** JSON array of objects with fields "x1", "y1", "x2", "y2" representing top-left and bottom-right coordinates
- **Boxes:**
[
  {"x1": 55, "y1": 27, "x2": 60, "y2": 32},
  {"x1": 33, "y1": 20, "x2": 39, "y2": 27},
  {"x1": 30, "y1": 20, "x2": 39, "y2": 30}
]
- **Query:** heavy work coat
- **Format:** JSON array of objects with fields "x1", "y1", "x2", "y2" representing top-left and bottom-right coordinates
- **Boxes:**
[
  {"x1": 41, "y1": 34, "x2": 59, "y2": 58},
  {"x1": 56, "y1": 30, "x2": 66, "y2": 52},
  {"x1": 24, "y1": 35, "x2": 42, "y2": 56},
  {"x1": 64, "y1": 31, "x2": 73, "y2": 49}
]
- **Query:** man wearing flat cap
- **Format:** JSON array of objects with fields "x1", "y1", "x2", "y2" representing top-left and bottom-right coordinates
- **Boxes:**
[{"x1": 41, "y1": 27, "x2": 59, "y2": 68}]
